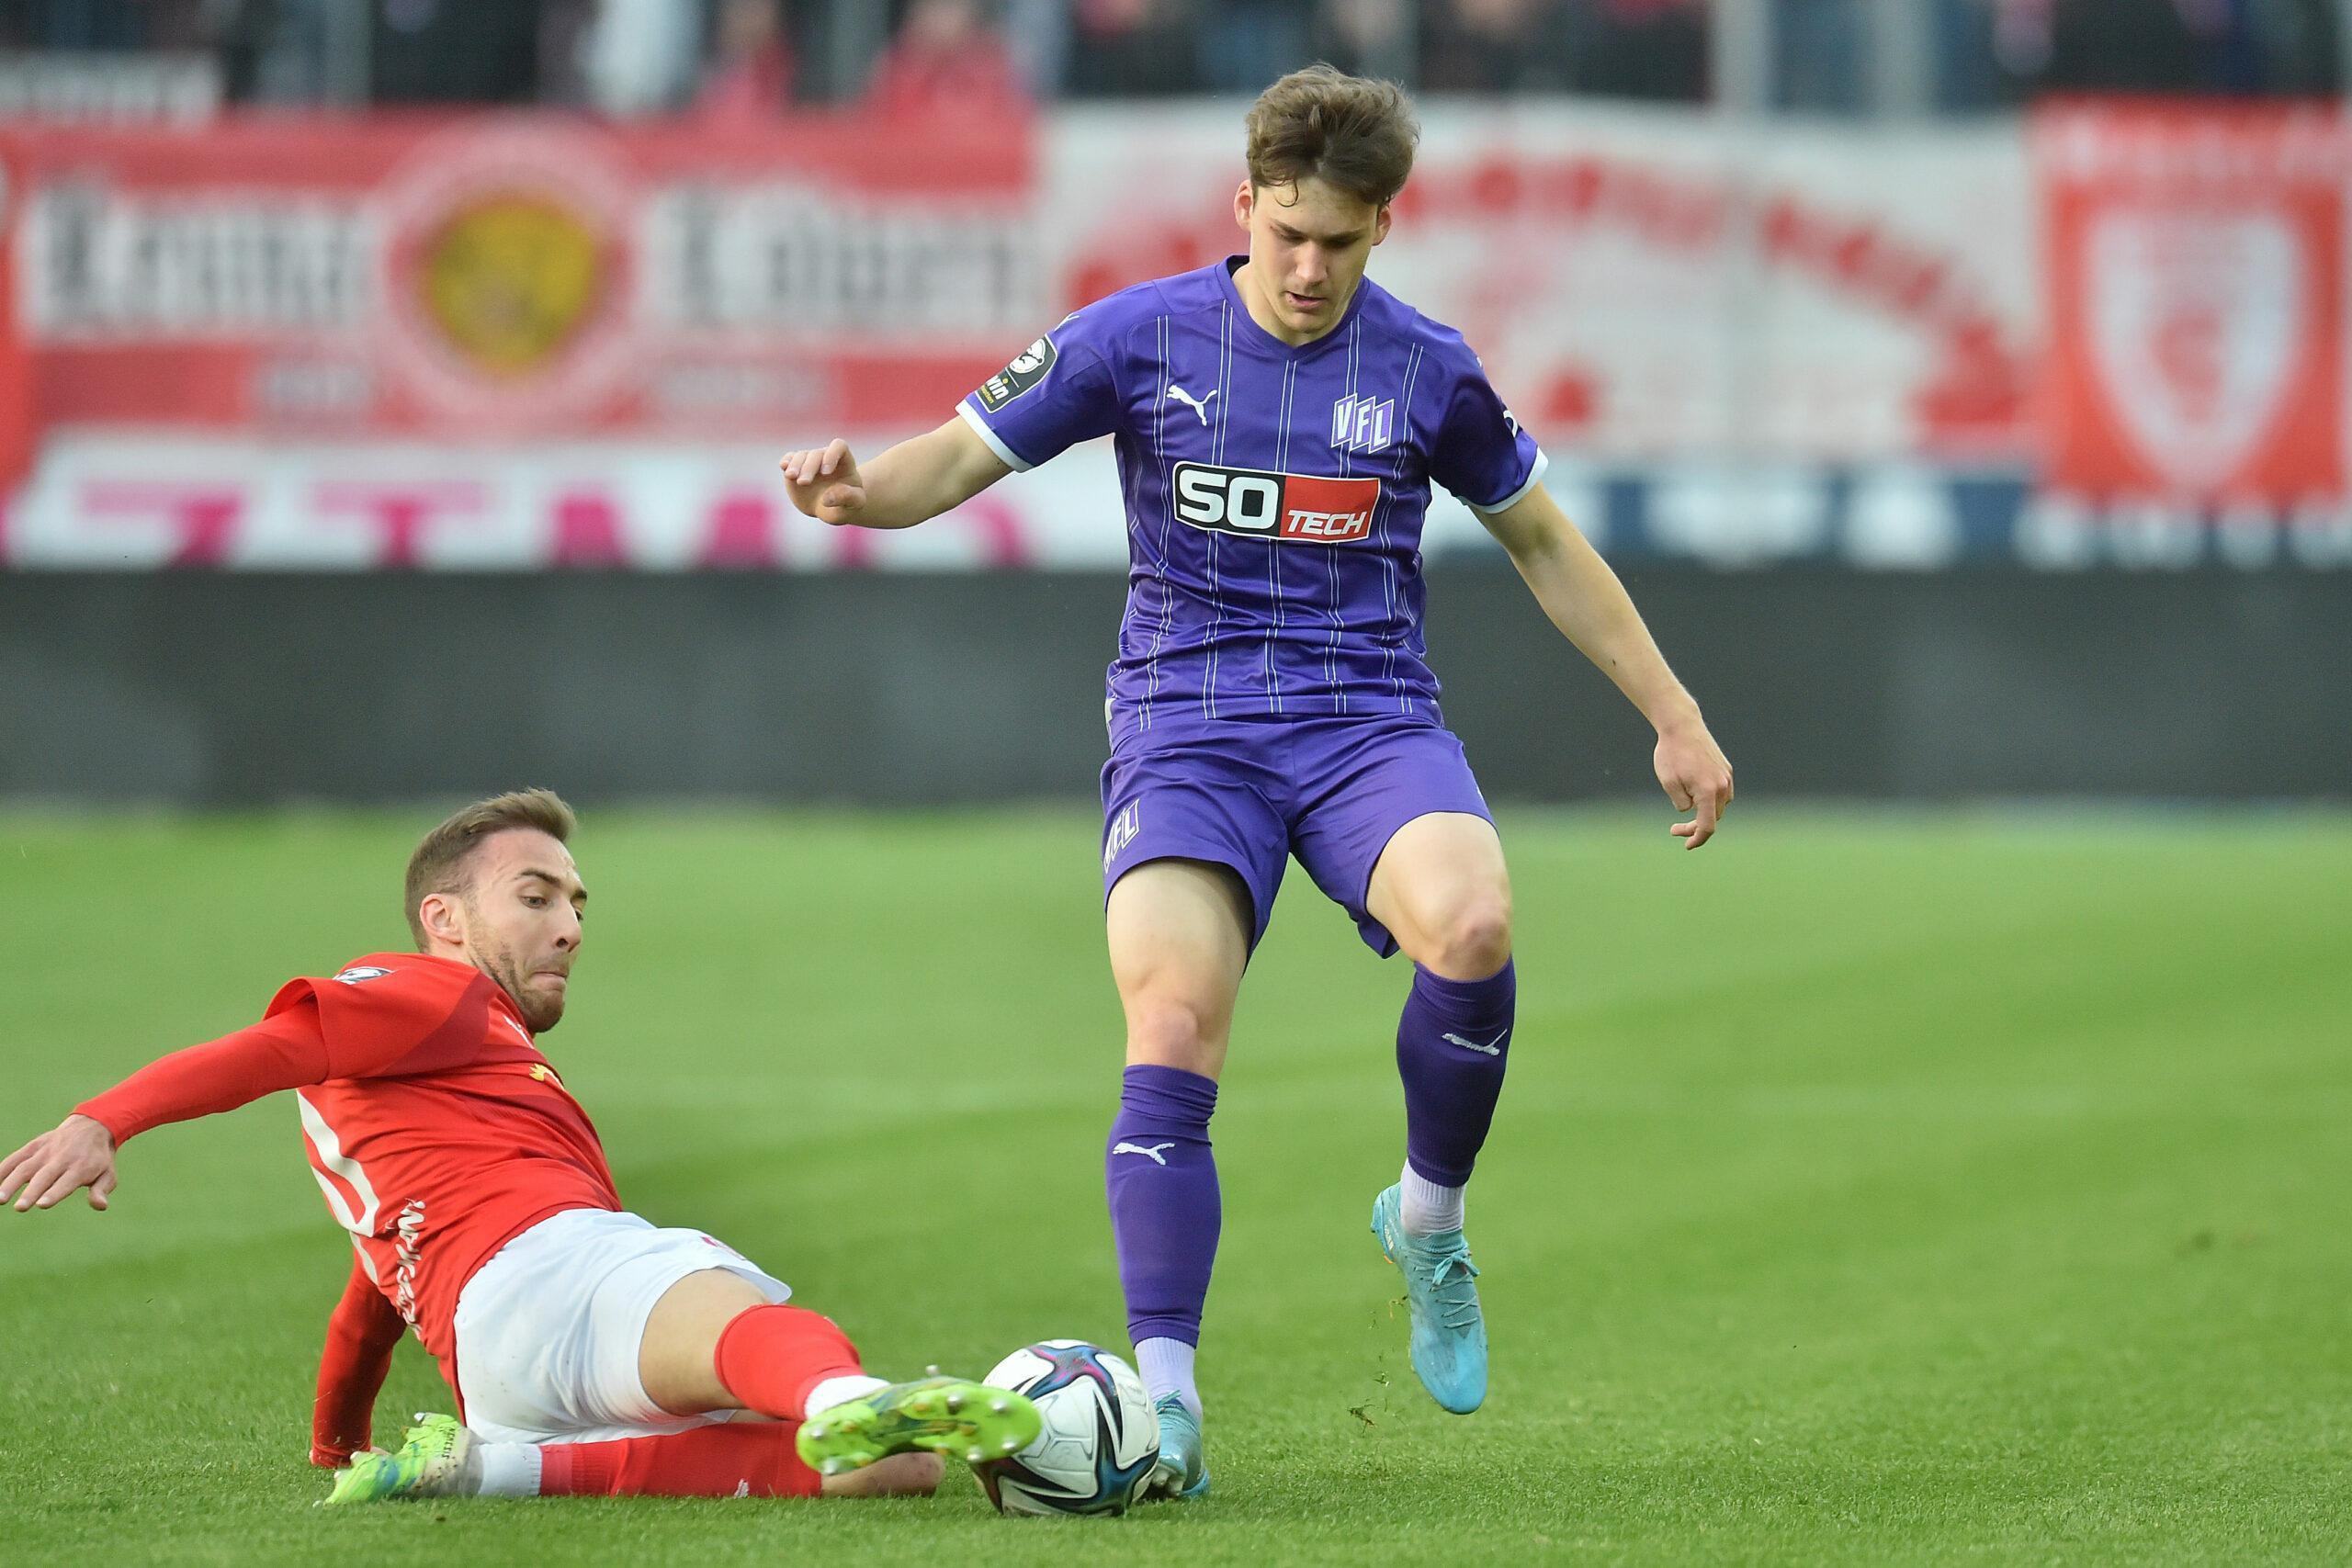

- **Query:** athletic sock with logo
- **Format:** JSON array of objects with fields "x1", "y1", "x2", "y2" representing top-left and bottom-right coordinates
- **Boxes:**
[
  {"x1": 1106, "y1": 1064, "x2": 1219, "y2": 1417},
  {"x1": 1394, "y1": 960, "x2": 1515, "y2": 1232}
]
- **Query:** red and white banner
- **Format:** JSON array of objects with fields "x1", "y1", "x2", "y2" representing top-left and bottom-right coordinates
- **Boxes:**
[
  {"x1": 9, "y1": 101, "x2": 2349, "y2": 566},
  {"x1": 1046, "y1": 104, "x2": 2037, "y2": 464},
  {"x1": 2038, "y1": 101, "x2": 2351, "y2": 504},
  {"x1": 4, "y1": 113, "x2": 1037, "y2": 443}
]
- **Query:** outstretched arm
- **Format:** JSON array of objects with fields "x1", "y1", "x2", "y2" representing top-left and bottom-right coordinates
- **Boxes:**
[
  {"x1": 779, "y1": 416, "x2": 1012, "y2": 531},
  {"x1": 1478, "y1": 484, "x2": 1736, "y2": 848},
  {"x1": 311, "y1": 1256, "x2": 408, "y2": 1467},
  {"x1": 1, "y1": 1005, "x2": 330, "y2": 1213}
]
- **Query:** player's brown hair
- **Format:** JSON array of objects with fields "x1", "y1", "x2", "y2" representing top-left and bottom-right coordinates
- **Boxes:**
[
  {"x1": 1244, "y1": 63, "x2": 1419, "y2": 209},
  {"x1": 403, "y1": 788, "x2": 577, "y2": 949}
]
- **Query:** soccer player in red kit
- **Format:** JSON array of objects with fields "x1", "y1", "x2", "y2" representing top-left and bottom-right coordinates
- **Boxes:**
[{"x1": 0, "y1": 789, "x2": 1040, "y2": 1506}]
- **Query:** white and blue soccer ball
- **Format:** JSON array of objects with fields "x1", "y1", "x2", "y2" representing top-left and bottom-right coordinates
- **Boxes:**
[{"x1": 975, "y1": 1339, "x2": 1159, "y2": 1517}]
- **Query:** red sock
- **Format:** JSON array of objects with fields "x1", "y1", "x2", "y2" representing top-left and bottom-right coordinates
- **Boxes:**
[
  {"x1": 537, "y1": 1425, "x2": 821, "y2": 1498},
  {"x1": 710, "y1": 1303, "x2": 864, "y2": 1421}
]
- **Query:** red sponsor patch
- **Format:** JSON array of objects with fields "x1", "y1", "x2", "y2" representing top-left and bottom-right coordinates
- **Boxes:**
[{"x1": 1275, "y1": 474, "x2": 1380, "y2": 542}]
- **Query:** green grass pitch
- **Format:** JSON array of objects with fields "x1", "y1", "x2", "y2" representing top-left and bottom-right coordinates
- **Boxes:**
[{"x1": 2, "y1": 807, "x2": 2346, "y2": 1565}]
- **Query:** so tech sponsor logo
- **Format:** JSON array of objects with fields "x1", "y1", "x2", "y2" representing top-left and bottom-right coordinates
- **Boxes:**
[{"x1": 1170, "y1": 462, "x2": 1382, "y2": 544}]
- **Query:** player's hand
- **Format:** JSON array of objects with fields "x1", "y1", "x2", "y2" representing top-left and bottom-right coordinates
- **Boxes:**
[
  {"x1": 1655, "y1": 716, "x2": 1733, "y2": 851},
  {"x1": 779, "y1": 439, "x2": 867, "y2": 525},
  {"x1": 0, "y1": 1113, "x2": 119, "y2": 1212}
]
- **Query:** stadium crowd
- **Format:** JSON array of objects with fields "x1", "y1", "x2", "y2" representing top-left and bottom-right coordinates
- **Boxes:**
[{"x1": 0, "y1": 0, "x2": 2341, "y2": 115}]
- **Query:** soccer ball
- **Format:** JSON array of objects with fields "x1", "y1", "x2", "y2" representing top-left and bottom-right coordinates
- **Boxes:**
[{"x1": 973, "y1": 1339, "x2": 1159, "y2": 1517}]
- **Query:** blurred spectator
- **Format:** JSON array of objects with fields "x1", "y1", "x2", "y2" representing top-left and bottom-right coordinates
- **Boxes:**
[
  {"x1": 2036, "y1": 0, "x2": 2319, "y2": 95},
  {"x1": 1773, "y1": 0, "x2": 1864, "y2": 113},
  {"x1": 1932, "y1": 0, "x2": 2041, "y2": 111},
  {"x1": 1420, "y1": 0, "x2": 1572, "y2": 93},
  {"x1": 241, "y1": 0, "x2": 335, "y2": 103},
  {"x1": 865, "y1": 0, "x2": 1027, "y2": 118},
  {"x1": 0, "y1": 0, "x2": 149, "y2": 49},
  {"x1": 371, "y1": 0, "x2": 544, "y2": 104},
  {"x1": 2247, "y1": 0, "x2": 2342, "y2": 95},
  {"x1": 1561, "y1": 0, "x2": 1707, "y2": 101},
  {"x1": 1066, "y1": 0, "x2": 1201, "y2": 96},
  {"x1": 691, "y1": 0, "x2": 797, "y2": 120},
  {"x1": 1315, "y1": 0, "x2": 1414, "y2": 81},
  {"x1": 1199, "y1": 0, "x2": 1314, "y2": 92}
]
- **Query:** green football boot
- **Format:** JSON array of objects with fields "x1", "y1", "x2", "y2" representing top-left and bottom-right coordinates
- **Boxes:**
[
  {"x1": 322, "y1": 1414, "x2": 477, "y2": 1505},
  {"x1": 1143, "y1": 1393, "x2": 1210, "y2": 1500},
  {"x1": 794, "y1": 1373, "x2": 1042, "y2": 1476},
  {"x1": 1371, "y1": 1184, "x2": 1488, "y2": 1414}
]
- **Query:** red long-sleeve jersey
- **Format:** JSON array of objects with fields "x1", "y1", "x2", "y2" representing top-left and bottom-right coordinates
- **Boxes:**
[{"x1": 75, "y1": 953, "x2": 623, "y2": 1461}]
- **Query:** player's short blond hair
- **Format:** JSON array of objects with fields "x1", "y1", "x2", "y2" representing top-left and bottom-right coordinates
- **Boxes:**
[
  {"x1": 404, "y1": 788, "x2": 577, "y2": 950},
  {"x1": 1245, "y1": 63, "x2": 1419, "y2": 209}
]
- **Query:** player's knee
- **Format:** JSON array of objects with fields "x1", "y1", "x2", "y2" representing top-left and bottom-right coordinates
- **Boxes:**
[
  {"x1": 1123, "y1": 992, "x2": 1225, "y2": 1073},
  {"x1": 1422, "y1": 897, "x2": 1512, "y2": 980}
]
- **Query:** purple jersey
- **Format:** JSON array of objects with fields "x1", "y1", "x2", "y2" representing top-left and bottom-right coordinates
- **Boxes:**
[{"x1": 959, "y1": 258, "x2": 1545, "y2": 746}]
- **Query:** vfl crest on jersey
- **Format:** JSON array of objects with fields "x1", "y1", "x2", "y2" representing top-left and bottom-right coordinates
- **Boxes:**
[
  {"x1": 1171, "y1": 463, "x2": 1382, "y2": 545},
  {"x1": 976, "y1": 333, "x2": 1057, "y2": 412},
  {"x1": 332, "y1": 965, "x2": 393, "y2": 986},
  {"x1": 1330, "y1": 394, "x2": 1395, "y2": 456}
]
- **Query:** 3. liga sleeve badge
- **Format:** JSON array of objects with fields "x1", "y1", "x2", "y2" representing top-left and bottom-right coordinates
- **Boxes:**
[{"x1": 977, "y1": 334, "x2": 1058, "y2": 412}]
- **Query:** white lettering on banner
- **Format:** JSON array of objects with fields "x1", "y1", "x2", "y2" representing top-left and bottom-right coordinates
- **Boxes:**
[
  {"x1": 23, "y1": 183, "x2": 370, "y2": 335},
  {"x1": 642, "y1": 188, "x2": 1041, "y2": 338}
]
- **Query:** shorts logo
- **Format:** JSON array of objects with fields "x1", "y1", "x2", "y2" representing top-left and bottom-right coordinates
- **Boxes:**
[
  {"x1": 332, "y1": 965, "x2": 392, "y2": 986},
  {"x1": 1104, "y1": 800, "x2": 1141, "y2": 871},
  {"x1": 976, "y1": 333, "x2": 1057, "y2": 412},
  {"x1": 1171, "y1": 462, "x2": 1381, "y2": 545},
  {"x1": 1330, "y1": 394, "x2": 1396, "y2": 455}
]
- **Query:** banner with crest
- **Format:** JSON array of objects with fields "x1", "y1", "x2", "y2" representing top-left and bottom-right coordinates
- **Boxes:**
[
  {"x1": 2037, "y1": 101, "x2": 2349, "y2": 505},
  {"x1": 0, "y1": 113, "x2": 1037, "y2": 462}
]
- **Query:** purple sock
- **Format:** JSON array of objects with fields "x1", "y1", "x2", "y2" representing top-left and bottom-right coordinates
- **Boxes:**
[
  {"x1": 1105, "y1": 1064, "x2": 1221, "y2": 1348},
  {"x1": 1396, "y1": 960, "x2": 1515, "y2": 1187}
]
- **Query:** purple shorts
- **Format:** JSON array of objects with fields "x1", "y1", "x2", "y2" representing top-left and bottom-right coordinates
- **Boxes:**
[{"x1": 1098, "y1": 714, "x2": 1495, "y2": 957}]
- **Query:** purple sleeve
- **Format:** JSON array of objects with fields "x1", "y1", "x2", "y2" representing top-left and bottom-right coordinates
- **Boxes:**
[
  {"x1": 1430, "y1": 352, "x2": 1547, "y2": 513},
  {"x1": 956, "y1": 305, "x2": 1124, "y2": 472}
]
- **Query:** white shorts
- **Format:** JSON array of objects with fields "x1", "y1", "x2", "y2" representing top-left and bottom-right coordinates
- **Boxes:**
[{"x1": 451, "y1": 1207, "x2": 791, "y2": 1446}]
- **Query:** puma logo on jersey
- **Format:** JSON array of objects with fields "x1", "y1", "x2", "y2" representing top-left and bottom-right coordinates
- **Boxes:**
[
  {"x1": 1442, "y1": 1029, "x2": 1510, "y2": 1056},
  {"x1": 1114, "y1": 1141, "x2": 1177, "y2": 1165},
  {"x1": 1165, "y1": 383, "x2": 1218, "y2": 425}
]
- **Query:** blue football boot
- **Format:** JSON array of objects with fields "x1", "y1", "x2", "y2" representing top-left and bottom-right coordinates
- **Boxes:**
[
  {"x1": 1143, "y1": 1393, "x2": 1210, "y2": 1500},
  {"x1": 1371, "y1": 1184, "x2": 1487, "y2": 1414}
]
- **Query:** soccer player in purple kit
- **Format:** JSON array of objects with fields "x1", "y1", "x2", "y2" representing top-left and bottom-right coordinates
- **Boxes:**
[{"x1": 781, "y1": 65, "x2": 1733, "y2": 1499}]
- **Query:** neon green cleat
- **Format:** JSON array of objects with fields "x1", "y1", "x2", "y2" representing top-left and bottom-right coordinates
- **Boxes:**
[
  {"x1": 322, "y1": 1414, "x2": 477, "y2": 1505},
  {"x1": 794, "y1": 1373, "x2": 1042, "y2": 1477}
]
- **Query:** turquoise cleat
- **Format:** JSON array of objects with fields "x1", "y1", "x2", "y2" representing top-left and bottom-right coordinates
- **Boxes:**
[
  {"x1": 322, "y1": 1414, "x2": 476, "y2": 1505},
  {"x1": 1371, "y1": 1184, "x2": 1487, "y2": 1414},
  {"x1": 1143, "y1": 1393, "x2": 1210, "y2": 1500}
]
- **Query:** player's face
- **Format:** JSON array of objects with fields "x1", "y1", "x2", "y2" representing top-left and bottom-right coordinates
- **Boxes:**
[
  {"x1": 1234, "y1": 176, "x2": 1391, "y2": 345},
  {"x1": 455, "y1": 829, "x2": 587, "y2": 1033}
]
